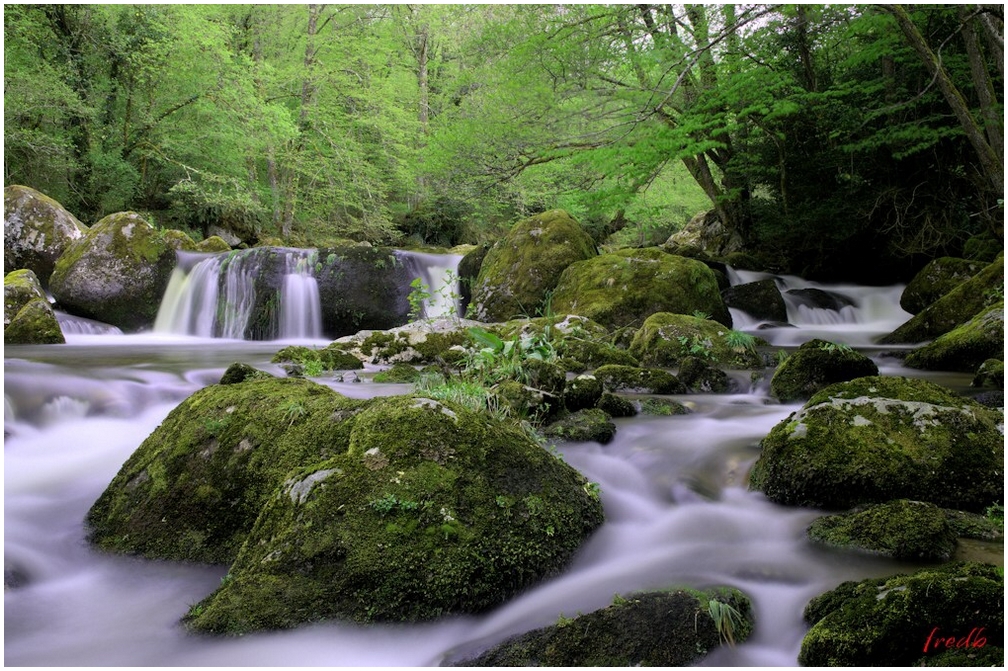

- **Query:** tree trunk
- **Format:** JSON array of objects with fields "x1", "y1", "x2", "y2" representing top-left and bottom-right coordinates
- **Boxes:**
[{"x1": 881, "y1": 4, "x2": 1003, "y2": 197}]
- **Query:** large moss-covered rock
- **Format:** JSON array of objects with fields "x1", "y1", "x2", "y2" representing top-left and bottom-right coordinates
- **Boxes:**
[
  {"x1": 800, "y1": 562, "x2": 1003, "y2": 666},
  {"x1": 806, "y1": 499, "x2": 957, "y2": 561},
  {"x1": 629, "y1": 312, "x2": 765, "y2": 368},
  {"x1": 749, "y1": 376, "x2": 1003, "y2": 512},
  {"x1": 4, "y1": 269, "x2": 64, "y2": 344},
  {"x1": 770, "y1": 339, "x2": 879, "y2": 401},
  {"x1": 904, "y1": 303, "x2": 1004, "y2": 373},
  {"x1": 317, "y1": 245, "x2": 418, "y2": 336},
  {"x1": 4, "y1": 185, "x2": 88, "y2": 286},
  {"x1": 972, "y1": 358, "x2": 1004, "y2": 389},
  {"x1": 543, "y1": 408, "x2": 616, "y2": 444},
  {"x1": 196, "y1": 235, "x2": 232, "y2": 253},
  {"x1": 551, "y1": 247, "x2": 732, "y2": 330},
  {"x1": 456, "y1": 587, "x2": 753, "y2": 666},
  {"x1": 183, "y1": 394, "x2": 603, "y2": 632},
  {"x1": 49, "y1": 212, "x2": 188, "y2": 331},
  {"x1": 881, "y1": 255, "x2": 1003, "y2": 344},
  {"x1": 86, "y1": 378, "x2": 371, "y2": 564},
  {"x1": 470, "y1": 210, "x2": 596, "y2": 322},
  {"x1": 901, "y1": 257, "x2": 985, "y2": 314}
]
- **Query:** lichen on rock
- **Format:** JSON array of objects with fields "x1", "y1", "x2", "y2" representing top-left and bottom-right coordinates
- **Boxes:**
[{"x1": 4, "y1": 185, "x2": 88, "y2": 286}]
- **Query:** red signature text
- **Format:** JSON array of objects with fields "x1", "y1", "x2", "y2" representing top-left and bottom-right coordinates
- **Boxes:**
[{"x1": 923, "y1": 627, "x2": 987, "y2": 653}]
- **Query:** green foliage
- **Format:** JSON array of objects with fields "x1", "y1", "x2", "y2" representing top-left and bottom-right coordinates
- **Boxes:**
[
  {"x1": 407, "y1": 277, "x2": 431, "y2": 323},
  {"x1": 724, "y1": 330, "x2": 758, "y2": 355},
  {"x1": 706, "y1": 598, "x2": 745, "y2": 647}
]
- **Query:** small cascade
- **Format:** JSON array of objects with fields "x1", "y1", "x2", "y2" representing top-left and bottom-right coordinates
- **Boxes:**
[
  {"x1": 154, "y1": 249, "x2": 321, "y2": 340},
  {"x1": 279, "y1": 252, "x2": 322, "y2": 339},
  {"x1": 397, "y1": 251, "x2": 464, "y2": 320},
  {"x1": 55, "y1": 311, "x2": 123, "y2": 336},
  {"x1": 726, "y1": 267, "x2": 911, "y2": 346}
]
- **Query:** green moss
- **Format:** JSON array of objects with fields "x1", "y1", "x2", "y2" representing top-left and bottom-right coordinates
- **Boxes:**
[
  {"x1": 550, "y1": 248, "x2": 732, "y2": 330},
  {"x1": 373, "y1": 362, "x2": 421, "y2": 383},
  {"x1": 470, "y1": 209, "x2": 597, "y2": 322},
  {"x1": 629, "y1": 312, "x2": 766, "y2": 368},
  {"x1": 543, "y1": 409, "x2": 616, "y2": 444},
  {"x1": 639, "y1": 397, "x2": 691, "y2": 416},
  {"x1": 749, "y1": 376, "x2": 1004, "y2": 512},
  {"x1": 183, "y1": 394, "x2": 604, "y2": 632},
  {"x1": 905, "y1": 303, "x2": 1004, "y2": 373},
  {"x1": 594, "y1": 364, "x2": 685, "y2": 394},
  {"x1": 806, "y1": 499, "x2": 957, "y2": 560},
  {"x1": 596, "y1": 392, "x2": 637, "y2": 417},
  {"x1": 800, "y1": 562, "x2": 1003, "y2": 666},
  {"x1": 901, "y1": 257, "x2": 986, "y2": 314},
  {"x1": 458, "y1": 586, "x2": 753, "y2": 666},
  {"x1": 85, "y1": 377, "x2": 370, "y2": 564},
  {"x1": 770, "y1": 338, "x2": 879, "y2": 401}
]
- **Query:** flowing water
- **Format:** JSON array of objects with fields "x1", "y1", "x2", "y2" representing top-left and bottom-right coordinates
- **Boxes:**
[{"x1": 3, "y1": 270, "x2": 994, "y2": 666}]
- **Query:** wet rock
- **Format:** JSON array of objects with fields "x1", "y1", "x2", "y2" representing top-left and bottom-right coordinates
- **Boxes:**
[
  {"x1": 972, "y1": 359, "x2": 1004, "y2": 389},
  {"x1": 901, "y1": 257, "x2": 985, "y2": 314},
  {"x1": 629, "y1": 312, "x2": 765, "y2": 369},
  {"x1": 678, "y1": 355, "x2": 732, "y2": 393},
  {"x1": 563, "y1": 374, "x2": 603, "y2": 411},
  {"x1": 904, "y1": 303, "x2": 1004, "y2": 373},
  {"x1": 455, "y1": 586, "x2": 753, "y2": 666},
  {"x1": 182, "y1": 394, "x2": 603, "y2": 632},
  {"x1": 769, "y1": 338, "x2": 879, "y2": 401},
  {"x1": 721, "y1": 278, "x2": 788, "y2": 323},
  {"x1": 373, "y1": 362, "x2": 421, "y2": 383},
  {"x1": 4, "y1": 269, "x2": 64, "y2": 344},
  {"x1": 785, "y1": 287, "x2": 855, "y2": 312},
  {"x1": 749, "y1": 376, "x2": 1003, "y2": 512},
  {"x1": 49, "y1": 212, "x2": 194, "y2": 331},
  {"x1": 219, "y1": 362, "x2": 272, "y2": 385},
  {"x1": 638, "y1": 397, "x2": 691, "y2": 416},
  {"x1": 543, "y1": 408, "x2": 616, "y2": 444},
  {"x1": 470, "y1": 210, "x2": 596, "y2": 322},
  {"x1": 195, "y1": 235, "x2": 232, "y2": 253},
  {"x1": 594, "y1": 364, "x2": 685, "y2": 395},
  {"x1": 4, "y1": 185, "x2": 88, "y2": 286},
  {"x1": 551, "y1": 247, "x2": 732, "y2": 329},
  {"x1": 596, "y1": 392, "x2": 637, "y2": 417},
  {"x1": 800, "y1": 562, "x2": 1003, "y2": 666},
  {"x1": 806, "y1": 499, "x2": 957, "y2": 561},
  {"x1": 881, "y1": 254, "x2": 1003, "y2": 344}
]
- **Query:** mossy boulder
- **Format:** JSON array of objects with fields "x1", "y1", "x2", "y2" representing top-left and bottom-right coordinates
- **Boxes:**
[
  {"x1": 48, "y1": 212, "x2": 185, "y2": 331},
  {"x1": 596, "y1": 392, "x2": 637, "y2": 417},
  {"x1": 551, "y1": 247, "x2": 731, "y2": 330},
  {"x1": 543, "y1": 408, "x2": 616, "y2": 444},
  {"x1": 594, "y1": 364, "x2": 685, "y2": 394},
  {"x1": 196, "y1": 235, "x2": 232, "y2": 253},
  {"x1": 799, "y1": 562, "x2": 1003, "y2": 666},
  {"x1": 4, "y1": 185, "x2": 88, "y2": 286},
  {"x1": 749, "y1": 376, "x2": 1003, "y2": 512},
  {"x1": 629, "y1": 312, "x2": 765, "y2": 368},
  {"x1": 564, "y1": 374, "x2": 603, "y2": 411},
  {"x1": 677, "y1": 356, "x2": 731, "y2": 393},
  {"x1": 183, "y1": 394, "x2": 604, "y2": 632},
  {"x1": 881, "y1": 255, "x2": 1003, "y2": 344},
  {"x1": 219, "y1": 362, "x2": 273, "y2": 385},
  {"x1": 456, "y1": 587, "x2": 753, "y2": 666},
  {"x1": 639, "y1": 397, "x2": 691, "y2": 416},
  {"x1": 86, "y1": 378, "x2": 371, "y2": 564},
  {"x1": 769, "y1": 339, "x2": 879, "y2": 402},
  {"x1": 271, "y1": 344, "x2": 365, "y2": 374},
  {"x1": 806, "y1": 499, "x2": 957, "y2": 561},
  {"x1": 373, "y1": 362, "x2": 421, "y2": 383},
  {"x1": 901, "y1": 257, "x2": 986, "y2": 314},
  {"x1": 721, "y1": 278, "x2": 788, "y2": 323},
  {"x1": 493, "y1": 380, "x2": 560, "y2": 422},
  {"x1": 337, "y1": 320, "x2": 476, "y2": 366},
  {"x1": 470, "y1": 210, "x2": 596, "y2": 322},
  {"x1": 904, "y1": 303, "x2": 1004, "y2": 373},
  {"x1": 4, "y1": 269, "x2": 65, "y2": 344},
  {"x1": 972, "y1": 358, "x2": 1004, "y2": 389},
  {"x1": 457, "y1": 243, "x2": 490, "y2": 313}
]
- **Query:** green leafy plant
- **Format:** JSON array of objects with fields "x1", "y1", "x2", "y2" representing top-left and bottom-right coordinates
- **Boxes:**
[
  {"x1": 724, "y1": 329, "x2": 757, "y2": 354},
  {"x1": 281, "y1": 400, "x2": 307, "y2": 426},
  {"x1": 818, "y1": 341, "x2": 853, "y2": 353},
  {"x1": 692, "y1": 310, "x2": 711, "y2": 320},
  {"x1": 302, "y1": 359, "x2": 325, "y2": 377},
  {"x1": 678, "y1": 334, "x2": 714, "y2": 359},
  {"x1": 407, "y1": 277, "x2": 432, "y2": 322}
]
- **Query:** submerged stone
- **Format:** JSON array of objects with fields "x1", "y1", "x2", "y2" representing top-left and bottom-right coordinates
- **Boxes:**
[
  {"x1": 454, "y1": 586, "x2": 753, "y2": 666},
  {"x1": 806, "y1": 499, "x2": 957, "y2": 561},
  {"x1": 594, "y1": 364, "x2": 685, "y2": 395},
  {"x1": 749, "y1": 376, "x2": 1003, "y2": 512}
]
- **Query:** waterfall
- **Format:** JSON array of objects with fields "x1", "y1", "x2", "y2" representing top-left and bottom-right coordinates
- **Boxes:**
[
  {"x1": 279, "y1": 253, "x2": 322, "y2": 339},
  {"x1": 154, "y1": 249, "x2": 321, "y2": 340},
  {"x1": 397, "y1": 251, "x2": 464, "y2": 320}
]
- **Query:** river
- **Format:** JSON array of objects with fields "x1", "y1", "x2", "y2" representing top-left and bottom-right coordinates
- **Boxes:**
[{"x1": 3, "y1": 274, "x2": 993, "y2": 666}]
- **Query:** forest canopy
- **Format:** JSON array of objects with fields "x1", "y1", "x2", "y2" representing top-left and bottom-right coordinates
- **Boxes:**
[{"x1": 4, "y1": 4, "x2": 1003, "y2": 279}]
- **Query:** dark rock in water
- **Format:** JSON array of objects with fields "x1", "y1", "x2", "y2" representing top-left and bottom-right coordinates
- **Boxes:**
[
  {"x1": 596, "y1": 392, "x2": 637, "y2": 417},
  {"x1": 219, "y1": 362, "x2": 272, "y2": 385},
  {"x1": 678, "y1": 355, "x2": 732, "y2": 393},
  {"x1": 563, "y1": 374, "x2": 603, "y2": 411},
  {"x1": 904, "y1": 304, "x2": 1004, "y2": 373},
  {"x1": 972, "y1": 390, "x2": 1004, "y2": 408},
  {"x1": 769, "y1": 338, "x2": 878, "y2": 402},
  {"x1": 543, "y1": 408, "x2": 616, "y2": 444},
  {"x1": 806, "y1": 499, "x2": 957, "y2": 561},
  {"x1": 800, "y1": 562, "x2": 1003, "y2": 666},
  {"x1": 722, "y1": 278, "x2": 788, "y2": 323},
  {"x1": 971, "y1": 358, "x2": 1004, "y2": 389},
  {"x1": 901, "y1": 257, "x2": 985, "y2": 315},
  {"x1": 638, "y1": 397, "x2": 691, "y2": 416},
  {"x1": 749, "y1": 376, "x2": 1004, "y2": 512},
  {"x1": 785, "y1": 287, "x2": 855, "y2": 312},
  {"x1": 594, "y1": 364, "x2": 685, "y2": 395},
  {"x1": 454, "y1": 586, "x2": 753, "y2": 666},
  {"x1": 4, "y1": 269, "x2": 64, "y2": 344}
]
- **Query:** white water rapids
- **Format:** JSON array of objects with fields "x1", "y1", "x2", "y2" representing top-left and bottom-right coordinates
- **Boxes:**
[{"x1": 3, "y1": 274, "x2": 993, "y2": 666}]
